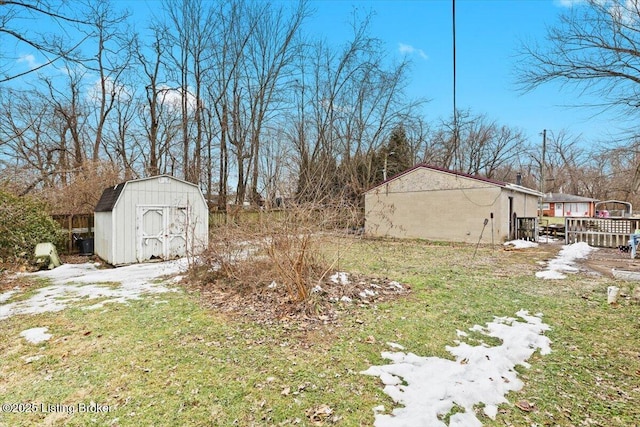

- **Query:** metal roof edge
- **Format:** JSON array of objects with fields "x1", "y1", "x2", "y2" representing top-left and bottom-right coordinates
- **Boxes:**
[{"x1": 504, "y1": 183, "x2": 545, "y2": 197}]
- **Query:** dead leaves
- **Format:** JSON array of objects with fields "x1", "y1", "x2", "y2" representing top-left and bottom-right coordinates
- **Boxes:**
[
  {"x1": 305, "y1": 404, "x2": 341, "y2": 425},
  {"x1": 515, "y1": 400, "x2": 535, "y2": 412},
  {"x1": 185, "y1": 271, "x2": 409, "y2": 332}
]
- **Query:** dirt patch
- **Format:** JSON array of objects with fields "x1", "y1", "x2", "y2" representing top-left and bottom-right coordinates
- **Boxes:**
[
  {"x1": 182, "y1": 272, "x2": 410, "y2": 329},
  {"x1": 578, "y1": 246, "x2": 640, "y2": 278}
]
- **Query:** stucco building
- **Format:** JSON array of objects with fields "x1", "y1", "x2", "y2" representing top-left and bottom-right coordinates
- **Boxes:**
[{"x1": 364, "y1": 164, "x2": 543, "y2": 243}]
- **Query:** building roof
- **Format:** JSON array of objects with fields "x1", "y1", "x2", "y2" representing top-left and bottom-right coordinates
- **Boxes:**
[
  {"x1": 542, "y1": 192, "x2": 598, "y2": 203},
  {"x1": 366, "y1": 163, "x2": 544, "y2": 197},
  {"x1": 94, "y1": 175, "x2": 201, "y2": 212},
  {"x1": 95, "y1": 182, "x2": 126, "y2": 212}
]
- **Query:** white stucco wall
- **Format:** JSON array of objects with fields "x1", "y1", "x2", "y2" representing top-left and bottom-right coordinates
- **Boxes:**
[{"x1": 365, "y1": 167, "x2": 540, "y2": 243}]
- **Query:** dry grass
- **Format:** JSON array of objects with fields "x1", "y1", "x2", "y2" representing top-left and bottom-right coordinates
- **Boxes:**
[
  {"x1": 194, "y1": 205, "x2": 362, "y2": 314},
  {"x1": 1, "y1": 236, "x2": 639, "y2": 426}
]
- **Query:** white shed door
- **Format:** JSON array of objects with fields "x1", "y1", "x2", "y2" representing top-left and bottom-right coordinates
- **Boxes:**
[{"x1": 136, "y1": 205, "x2": 189, "y2": 262}]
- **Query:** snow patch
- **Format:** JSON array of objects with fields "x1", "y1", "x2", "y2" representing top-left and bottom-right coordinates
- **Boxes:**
[
  {"x1": 538, "y1": 235, "x2": 558, "y2": 243},
  {"x1": 1, "y1": 259, "x2": 188, "y2": 320},
  {"x1": 503, "y1": 239, "x2": 538, "y2": 249},
  {"x1": 23, "y1": 354, "x2": 44, "y2": 363},
  {"x1": 362, "y1": 310, "x2": 551, "y2": 426},
  {"x1": 330, "y1": 272, "x2": 350, "y2": 285},
  {"x1": 0, "y1": 290, "x2": 17, "y2": 304},
  {"x1": 388, "y1": 281, "x2": 403, "y2": 290},
  {"x1": 386, "y1": 342, "x2": 405, "y2": 350},
  {"x1": 20, "y1": 327, "x2": 52, "y2": 344},
  {"x1": 359, "y1": 289, "x2": 378, "y2": 298},
  {"x1": 536, "y1": 242, "x2": 595, "y2": 280}
]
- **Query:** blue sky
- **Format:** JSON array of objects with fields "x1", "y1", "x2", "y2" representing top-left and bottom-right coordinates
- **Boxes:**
[
  {"x1": 5, "y1": 0, "x2": 623, "y2": 148},
  {"x1": 302, "y1": 0, "x2": 622, "y2": 147}
]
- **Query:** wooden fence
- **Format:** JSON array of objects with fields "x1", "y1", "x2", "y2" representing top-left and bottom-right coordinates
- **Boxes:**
[
  {"x1": 209, "y1": 208, "x2": 362, "y2": 230},
  {"x1": 565, "y1": 217, "x2": 640, "y2": 248},
  {"x1": 209, "y1": 209, "x2": 287, "y2": 228},
  {"x1": 52, "y1": 214, "x2": 94, "y2": 253}
]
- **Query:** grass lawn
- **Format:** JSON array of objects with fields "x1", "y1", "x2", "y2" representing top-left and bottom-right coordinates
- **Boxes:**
[{"x1": 1, "y1": 236, "x2": 639, "y2": 426}]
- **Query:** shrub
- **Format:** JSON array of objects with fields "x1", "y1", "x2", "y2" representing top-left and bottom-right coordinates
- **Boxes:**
[
  {"x1": 193, "y1": 203, "x2": 358, "y2": 313},
  {"x1": 0, "y1": 190, "x2": 65, "y2": 262}
]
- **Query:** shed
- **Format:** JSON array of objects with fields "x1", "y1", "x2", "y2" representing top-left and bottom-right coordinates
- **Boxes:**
[
  {"x1": 541, "y1": 193, "x2": 598, "y2": 218},
  {"x1": 364, "y1": 164, "x2": 543, "y2": 243},
  {"x1": 94, "y1": 175, "x2": 209, "y2": 266}
]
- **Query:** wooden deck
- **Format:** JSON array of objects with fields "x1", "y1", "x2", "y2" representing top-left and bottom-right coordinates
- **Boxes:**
[{"x1": 565, "y1": 217, "x2": 640, "y2": 248}]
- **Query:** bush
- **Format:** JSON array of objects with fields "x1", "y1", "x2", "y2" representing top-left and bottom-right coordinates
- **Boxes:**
[
  {"x1": 193, "y1": 203, "x2": 357, "y2": 314},
  {"x1": 0, "y1": 190, "x2": 65, "y2": 262}
]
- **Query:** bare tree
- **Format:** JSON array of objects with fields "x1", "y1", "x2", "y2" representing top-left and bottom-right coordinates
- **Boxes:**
[
  {"x1": 132, "y1": 29, "x2": 167, "y2": 176},
  {"x1": 517, "y1": 0, "x2": 640, "y2": 112},
  {"x1": 0, "y1": 88, "x2": 58, "y2": 192},
  {"x1": 206, "y1": 0, "x2": 252, "y2": 210},
  {"x1": 162, "y1": 0, "x2": 219, "y2": 183},
  {"x1": 425, "y1": 111, "x2": 529, "y2": 179},
  {"x1": 102, "y1": 82, "x2": 138, "y2": 180},
  {"x1": 78, "y1": 1, "x2": 132, "y2": 163},
  {"x1": 42, "y1": 66, "x2": 88, "y2": 173},
  {"x1": 0, "y1": 0, "x2": 91, "y2": 83},
  {"x1": 516, "y1": 0, "x2": 640, "y2": 192},
  {"x1": 243, "y1": 0, "x2": 309, "y2": 205},
  {"x1": 290, "y1": 9, "x2": 423, "y2": 204}
]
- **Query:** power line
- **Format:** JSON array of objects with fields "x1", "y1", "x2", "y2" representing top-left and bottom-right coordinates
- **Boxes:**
[{"x1": 452, "y1": 0, "x2": 458, "y2": 171}]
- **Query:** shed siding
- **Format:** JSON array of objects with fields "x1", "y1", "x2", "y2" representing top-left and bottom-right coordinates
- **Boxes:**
[
  {"x1": 94, "y1": 212, "x2": 113, "y2": 264},
  {"x1": 95, "y1": 176, "x2": 209, "y2": 266}
]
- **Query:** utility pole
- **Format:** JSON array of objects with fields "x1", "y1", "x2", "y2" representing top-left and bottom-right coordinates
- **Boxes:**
[{"x1": 539, "y1": 129, "x2": 547, "y2": 224}]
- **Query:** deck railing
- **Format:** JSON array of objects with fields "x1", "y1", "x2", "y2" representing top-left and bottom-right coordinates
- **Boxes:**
[{"x1": 565, "y1": 217, "x2": 640, "y2": 248}]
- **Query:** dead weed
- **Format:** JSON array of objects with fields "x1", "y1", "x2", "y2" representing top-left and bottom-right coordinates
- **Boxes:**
[{"x1": 183, "y1": 270, "x2": 410, "y2": 330}]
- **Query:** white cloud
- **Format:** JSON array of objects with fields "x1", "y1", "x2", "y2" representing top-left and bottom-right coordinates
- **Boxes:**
[
  {"x1": 17, "y1": 54, "x2": 40, "y2": 69},
  {"x1": 554, "y1": 0, "x2": 586, "y2": 7},
  {"x1": 158, "y1": 85, "x2": 197, "y2": 111},
  {"x1": 398, "y1": 43, "x2": 428, "y2": 60},
  {"x1": 87, "y1": 76, "x2": 132, "y2": 103}
]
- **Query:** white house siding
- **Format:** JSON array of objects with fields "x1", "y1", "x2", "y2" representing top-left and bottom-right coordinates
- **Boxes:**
[
  {"x1": 560, "y1": 202, "x2": 590, "y2": 217},
  {"x1": 365, "y1": 166, "x2": 540, "y2": 243}
]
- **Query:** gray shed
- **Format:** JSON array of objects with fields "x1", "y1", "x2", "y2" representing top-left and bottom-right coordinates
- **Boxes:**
[{"x1": 94, "y1": 175, "x2": 209, "y2": 265}]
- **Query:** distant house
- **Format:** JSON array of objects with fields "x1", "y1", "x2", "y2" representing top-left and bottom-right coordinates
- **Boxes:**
[
  {"x1": 94, "y1": 175, "x2": 209, "y2": 266},
  {"x1": 541, "y1": 193, "x2": 598, "y2": 218},
  {"x1": 364, "y1": 164, "x2": 543, "y2": 243}
]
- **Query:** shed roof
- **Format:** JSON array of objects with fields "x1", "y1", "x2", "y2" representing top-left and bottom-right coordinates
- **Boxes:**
[
  {"x1": 94, "y1": 175, "x2": 202, "y2": 212},
  {"x1": 366, "y1": 164, "x2": 543, "y2": 197},
  {"x1": 95, "y1": 182, "x2": 126, "y2": 212},
  {"x1": 542, "y1": 192, "x2": 598, "y2": 203}
]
